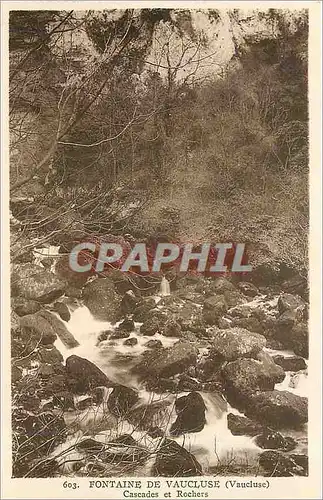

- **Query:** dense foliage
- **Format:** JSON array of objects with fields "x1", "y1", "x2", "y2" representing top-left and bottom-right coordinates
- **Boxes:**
[{"x1": 9, "y1": 8, "x2": 308, "y2": 273}]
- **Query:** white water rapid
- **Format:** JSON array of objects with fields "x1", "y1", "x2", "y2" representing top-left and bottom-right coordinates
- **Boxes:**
[
  {"x1": 159, "y1": 276, "x2": 171, "y2": 296},
  {"x1": 52, "y1": 303, "x2": 308, "y2": 475}
]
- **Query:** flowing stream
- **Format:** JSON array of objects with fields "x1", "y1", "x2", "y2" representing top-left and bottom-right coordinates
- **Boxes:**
[{"x1": 53, "y1": 301, "x2": 308, "y2": 475}]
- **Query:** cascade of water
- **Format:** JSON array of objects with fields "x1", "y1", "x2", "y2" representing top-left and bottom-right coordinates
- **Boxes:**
[
  {"x1": 275, "y1": 370, "x2": 308, "y2": 397},
  {"x1": 53, "y1": 302, "x2": 308, "y2": 475},
  {"x1": 159, "y1": 276, "x2": 170, "y2": 296}
]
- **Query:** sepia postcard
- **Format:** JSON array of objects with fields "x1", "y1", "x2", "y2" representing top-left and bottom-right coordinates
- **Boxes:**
[{"x1": 1, "y1": 1, "x2": 322, "y2": 499}]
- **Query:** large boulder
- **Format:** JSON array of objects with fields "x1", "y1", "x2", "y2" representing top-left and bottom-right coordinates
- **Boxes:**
[
  {"x1": 40, "y1": 310, "x2": 79, "y2": 347},
  {"x1": 65, "y1": 355, "x2": 114, "y2": 394},
  {"x1": 104, "y1": 268, "x2": 135, "y2": 295},
  {"x1": 247, "y1": 262, "x2": 280, "y2": 287},
  {"x1": 118, "y1": 318, "x2": 135, "y2": 332},
  {"x1": 247, "y1": 390, "x2": 308, "y2": 429},
  {"x1": 121, "y1": 290, "x2": 142, "y2": 315},
  {"x1": 222, "y1": 358, "x2": 285, "y2": 408},
  {"x1": 110, "y1": 329, "x2": 130, "y2": 340},
  {"x1": 152, "y1": 439, "x2": 202, "y2": 476},
  {"x1": 208, "y1": 328, "x2": 266, "y2": 361},
  {"x1": 170, "y1": 392, "x2": 206, "y2": 435},
  {"x1": 277, "y1": 293, "x2": 305, "y2": 314},
  {"x1": 55, "y1": 254, "x2": 90, "y2": 288},
  {"x1": 281, "y1": 276, "x2": 308, "y2": 301},
  {"x1": 273, "y1": 355, "x2": 307, "y2": 372},
  {"x1": 107, "y1": 386, "x2": 139, "y2": 417},
  {"x1": 229, "y1": 303, "x2": 255, "y2": 319},
  {"x1": 12, "y1": 297, "x2": 41, "y2": 317},
  {"x1": 133, "y1": 341, "x2": 198, "y2": 380},
  {"x1": 204, "y1": 277, "x2": 237, "y2": 295},
  {"x1": 19, "y1": 312, "x2": 57, "y2": 346},
  {"x1": 178, "y1": 374, "x2": 202, "y2": 391},
  {"x1": 179, "y1": 315, "x2": 207, "y2": 337},
  {"x1": 158, "y1": 295, "x2": 206, "y2": 336},
  {"x1": 259, "y1": 451, "x2": 308, "y2": 477},
  {"x1": 83, "y1": 278, "x2": 121, "y2": 322},
  {"x1": 11, "y1": 263, "x2": 66, "y2": 303},
  {"x1": 227, "y1": 413, "x2": 265, "y2": 437},
  {"x1": 255, "y1": 431, "x2": 296, "y2": 451},
  {"x1": 38, "y1": 345, "x2": 64, "y2": 365},
  {"x1": 274, "y1": 320, "x2": 308, "y2": 358},
  {"x1": 132, "y1": 298, "x2": 156, "y2": 321},
  {"x1": 53, "y1": 302, "x2": 71, "y2": 322},
  {"x1": 222, "y1": 289, "x2": 245, "y2": 308},
  {"x1": 195, "y1": 353, "x2": 224, "y2": 384},
  {"x1": 140, "y1": 316, "x2": 162, "y2": 336},
  {"x1": 276, "y1": 309, "x2": 301, "y2": 329},
  {"x1": 202, "y1": 295, "x2": 228, "y2": 325},
  {"x1": 20, "y1": 310, "x2": 79, "y2": 348}
]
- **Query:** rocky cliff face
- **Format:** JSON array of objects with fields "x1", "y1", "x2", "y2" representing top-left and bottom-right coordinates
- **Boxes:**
[
  {"x1": 54, "y1": 8, "x2": 307, "y2": 82},
  {"x1": 144, "y1": 8, "x2": 306, "y2": 82},
  {"x1": 45, "y1": 8, "x2": 308, "y2": 84}
]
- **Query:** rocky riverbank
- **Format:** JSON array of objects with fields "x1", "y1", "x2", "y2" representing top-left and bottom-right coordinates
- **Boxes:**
[{"x1": 11, "y1": 256, "x2": 308, "y2": 478}]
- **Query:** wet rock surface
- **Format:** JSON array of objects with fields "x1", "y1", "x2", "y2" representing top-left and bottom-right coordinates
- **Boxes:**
[
  {"x1": 273, "y1": 355, "x2": 307, "y2": 372},
  {"x1": 140, "y1": 316, "x2": 162, "y2": 336},
  {"x1": 19, "y1": 312, "x2": 58, "y2": 346},
  {"x1": 259, "y1": 450, "x2": 308, "y2": 476},
  {"x1": 132, "y1": 297, "x2": 156, "y2": 321},
  {"x1": 255, "y1": 431, "x2": 297, "y2": 451},
  {"x1": 227, "y1": 413, "x2": 265, "y2": 437},
  {"x1": 83, "y1": 277, "x2": 122, "y2": 322},
  {"x1": 133, "y1": 341, "x2": 198, "y2": 380},
  {"x1": 170, "y1": 391, "x2": 206, "y2": 435},
  {"x1": 223, "y1": 358, "x2": 285, "y2": 408},
  {"x1": 203, "y1": 295, "x2": 228, "y2": 325},
  {"x1": 11, "y1": 263, "x2": 66, "y2": 303},
  {"x1": 107, "y1": 386, "x2": 139, "y2": 417},
  {"x1": 144, "y1": 339, "x2": 163, "y2": 349},
  {"x1": 12, "y1": 297, "x2": 42, "y2": 316},
  {"x1": 123, "y1": 337, "x2": 138, "y2": 346},
  {"x1": 66, "y1": 354, "x2": 114, "y2": 393},
  {"x1": 277, "y1": 293, "x2": 305, "y2": 314},
  {"x1": 76, "y1": 435, "x2": 149, "y2": 465},
  {"x1": 208, "y1": 327, "x2": 266, "y2": 361},
  {"x1": 11, "y1": 265, "x2": 309, "y2": 479},
  {"x1": 152, "y1": 439, "x2": 202, "y2": 477},
  {"x1": 19, "y1": 310, "x2": 79, "y2": 349},
  {"x1": 246, "y1": 390, "x2": 308, "y2": 429},
  {"x1": 53, "y1": 301, "x2": 71, "y2": 322}
]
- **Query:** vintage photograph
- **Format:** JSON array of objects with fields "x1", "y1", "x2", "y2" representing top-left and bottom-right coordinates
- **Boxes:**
[{"x1": 8, "y1": 5, "x2": 311, "y2": 482}]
